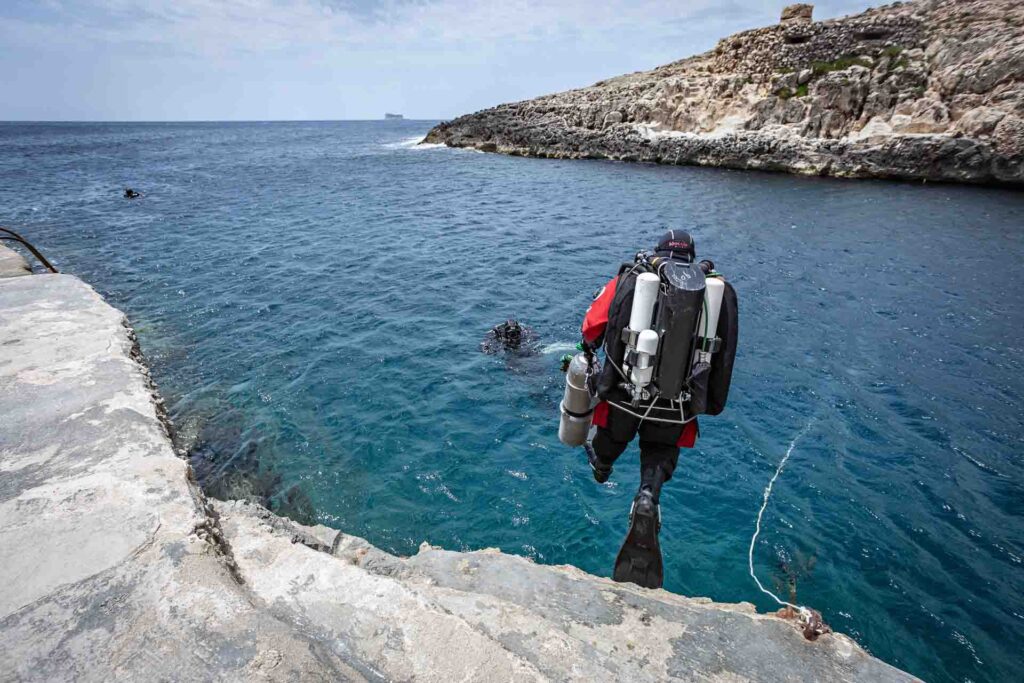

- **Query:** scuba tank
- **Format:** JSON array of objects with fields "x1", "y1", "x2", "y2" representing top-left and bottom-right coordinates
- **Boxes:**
[
  {"x1": 558, "y1": 352, "x2": 598, "y2": 446},
  {"x1": 595, "y1": 252, "x2": 738, "y2": 419},
  {"x1": 624, "y1": 273, "x2": 661, "y2": 400},
  {"x1": 649, "y1": 258, "x2": 706, "y2": 400},
  {"x1": 682, "y1": 269, "x2": 724, "y2": 415},
  {"x1": 629, "y1": 330, "x2": 659, "y2": 391},
  {"x1": 698, "y1": 275, "x2": 726, "y2": 348},
  {"x1": 702, "y1": 269, "x2": 738, "y2": 416}
]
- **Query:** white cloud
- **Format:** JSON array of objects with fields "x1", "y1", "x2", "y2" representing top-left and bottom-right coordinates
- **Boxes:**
[
  {"x1": 0, "y1": 0, "x2": 880, "y2": 119},
  {"x1": 4, "y1": 0, "x2": 726, "y2": 57}
]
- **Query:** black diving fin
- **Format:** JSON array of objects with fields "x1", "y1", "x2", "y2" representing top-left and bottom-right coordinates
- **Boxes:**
[{"x1": 612, "y1": 488, "x2": 663, "y2": 589}]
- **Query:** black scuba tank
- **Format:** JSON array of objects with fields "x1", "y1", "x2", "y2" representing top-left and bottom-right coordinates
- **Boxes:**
[
  {"x1": 651, "y1": 259, "x2": 705, "y2": 399},
  {"x1": 704, "y1": 280, "x2": 738, "y2": 415},
  {"x1": 596, "y1": 255, "x2": 737, "y2": 416},
  {"x1": 597, "y1": 259, "x2": 706, "y2": 402}
]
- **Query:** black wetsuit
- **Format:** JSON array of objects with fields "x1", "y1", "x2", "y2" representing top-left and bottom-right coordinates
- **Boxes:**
[{"x1": 591, "y1": 404, "x2": 685, "y2": 500}]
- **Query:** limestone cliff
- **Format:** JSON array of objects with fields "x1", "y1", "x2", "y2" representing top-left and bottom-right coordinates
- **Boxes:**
[
  {"x1": 425, "y1": 0, "x2": 1024, "y2": 185},
  {"x1": 0, "y1": 246, "x2": 917, "y2": 681}
]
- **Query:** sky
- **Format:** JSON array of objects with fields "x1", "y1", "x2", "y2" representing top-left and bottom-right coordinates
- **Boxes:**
[{"x1": 0, "y1": 0, "x2": 879, "y2": 121}]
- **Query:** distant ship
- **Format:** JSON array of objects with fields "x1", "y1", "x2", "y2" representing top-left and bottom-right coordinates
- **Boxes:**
[{"x1": 384, "y1": 113, "x2": 404, "y2": 120}]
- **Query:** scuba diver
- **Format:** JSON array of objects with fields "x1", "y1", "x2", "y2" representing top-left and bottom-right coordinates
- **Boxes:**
[
  {"x1": 481, "y1": 319, "x2": 536, "y2": 354},
  {"x1": 123, "y1": 188, "x2": 140, "y2": 199},
  {"x1": 496, "y1": 319, "x2": 524, "y2": 350},
  {"x1": 558, "y1": 230, "x2": 738, "y2": 589}
]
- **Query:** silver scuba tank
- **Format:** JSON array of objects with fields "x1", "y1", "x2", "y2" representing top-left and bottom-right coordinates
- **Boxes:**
[{"x1": 559, "y1": 352, "x2": 597, "y2": 447}]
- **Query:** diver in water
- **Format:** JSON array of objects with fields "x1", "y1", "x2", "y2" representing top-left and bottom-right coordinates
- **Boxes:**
[
  {"x1": 123, "y1": 188, "x2": 140, "y2": 199},
  {"x1": 564, "y1": 230, "x2": 738, "y2": 589},
  {"x1": 496, "y1": 319, "x2": 523, "y2": 349},
  {"x1": 482, "y1": 319, "x2": 535, "y2": 354}
]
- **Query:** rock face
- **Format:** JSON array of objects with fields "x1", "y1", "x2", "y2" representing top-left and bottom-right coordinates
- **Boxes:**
[
  {"x1": 425, "y1": 0, "x2": 1024, "y2": 185},
  {"x1": 0, "y1": 244, "x2": 31, "y2": 278},
  {"x1": 0, "y1": 256, "x2": 917, "y2": 681},
  {"x1": 781, "y1": 4, "x2": 815, "y2": 25}
]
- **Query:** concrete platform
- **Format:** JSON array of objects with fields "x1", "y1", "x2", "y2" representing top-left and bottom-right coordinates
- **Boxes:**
[{"x1": 0, "y1": 267, "x2": 918, "y2": 681}]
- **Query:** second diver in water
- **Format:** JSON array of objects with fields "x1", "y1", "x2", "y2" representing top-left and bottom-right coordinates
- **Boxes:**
[
  {"x1": 559, "y1": 230, "x2": 738, "y2": 589},
  {"x1": 481, "y1": 319, "x2": 537, "y2": 354}
]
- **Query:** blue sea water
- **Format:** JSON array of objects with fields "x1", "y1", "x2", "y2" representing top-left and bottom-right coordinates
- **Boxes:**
[{"x1": 1, "y1": 120, "x2": 1022, "y2": 681}]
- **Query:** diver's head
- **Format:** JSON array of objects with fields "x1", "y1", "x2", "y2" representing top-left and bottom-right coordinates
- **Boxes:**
[{"x1": 654, "y1": 230, "x2": 695, "y2": 262}]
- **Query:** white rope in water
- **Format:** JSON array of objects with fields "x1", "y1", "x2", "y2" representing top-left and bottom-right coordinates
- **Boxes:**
[{"x1": 748, "y1": 419, "x2": 816, "y2": 615}]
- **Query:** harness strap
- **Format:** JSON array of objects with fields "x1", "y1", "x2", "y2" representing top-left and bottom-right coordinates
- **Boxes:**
[{"x1": 607, "y1": 399, "x2": 696, "y2": 425}]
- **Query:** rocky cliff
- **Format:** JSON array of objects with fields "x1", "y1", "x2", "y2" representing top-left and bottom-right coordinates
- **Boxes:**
[
  {"x1": 0, "y1": 245, "x2": 917, "y2": 681},
  {"x1": 425, "y1": 0, "x2": 1024, "y2": 185}
]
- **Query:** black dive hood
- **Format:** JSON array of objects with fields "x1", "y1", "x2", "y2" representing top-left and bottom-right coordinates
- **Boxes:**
[{"x1": 654, "y1": 230, "x2": 695, "y2": 262}]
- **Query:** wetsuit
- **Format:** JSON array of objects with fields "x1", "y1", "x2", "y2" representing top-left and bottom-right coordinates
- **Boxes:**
[{"x1": 581, "y1": 274, "x2": 698, "y2": 500}]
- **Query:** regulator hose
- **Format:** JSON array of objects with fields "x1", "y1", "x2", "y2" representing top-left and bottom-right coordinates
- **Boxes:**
[{"x1": 0, "y1": 227, "x2": 59, "y2": 273}]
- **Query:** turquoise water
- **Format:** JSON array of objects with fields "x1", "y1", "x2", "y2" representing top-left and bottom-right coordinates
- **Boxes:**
[{"x1": 2, "y1": 121, "x2": 1022, "y2": 681}]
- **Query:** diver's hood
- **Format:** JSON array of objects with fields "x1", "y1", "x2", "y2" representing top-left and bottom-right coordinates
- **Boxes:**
[{"x1": 654, "y1": 230, "x2": 695, "y2": 262}]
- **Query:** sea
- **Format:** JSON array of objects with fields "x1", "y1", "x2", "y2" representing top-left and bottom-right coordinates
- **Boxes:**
[{"x1": 1, "y1": 120, "x2": 1021, "y2": 682}]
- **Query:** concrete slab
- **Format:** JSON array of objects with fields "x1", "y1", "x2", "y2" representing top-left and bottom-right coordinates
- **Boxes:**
[
  {"x1": 0, "y1": 274, "x2": 366, "y2": 681},
  {"x1": 217, "y1": 499, "x2": 917, "y2": 682}
]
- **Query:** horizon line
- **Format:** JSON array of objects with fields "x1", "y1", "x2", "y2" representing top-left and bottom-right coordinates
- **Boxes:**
[{"x1": 0, "y1": 118, "x2": 444, "y2": 124}]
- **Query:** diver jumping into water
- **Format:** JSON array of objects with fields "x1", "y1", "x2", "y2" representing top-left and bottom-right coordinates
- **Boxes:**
[{"x1": 559, "y1": 230, "x2": 738, "y2": 589}]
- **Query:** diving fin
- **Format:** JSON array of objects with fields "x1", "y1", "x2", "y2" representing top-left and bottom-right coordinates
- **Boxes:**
[{"x1": 612, "y1": 489, "x2": 663, "y2": 589}]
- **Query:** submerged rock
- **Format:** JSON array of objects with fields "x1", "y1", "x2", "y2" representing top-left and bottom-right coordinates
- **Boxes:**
[{"x1": 425, "y1": 0, "x2": 1024, "y2": 185}]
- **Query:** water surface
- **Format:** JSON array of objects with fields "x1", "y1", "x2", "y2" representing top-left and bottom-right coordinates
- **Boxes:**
[{"x1": 1, "y1": 121, "x2": 1022, "y2": 682}]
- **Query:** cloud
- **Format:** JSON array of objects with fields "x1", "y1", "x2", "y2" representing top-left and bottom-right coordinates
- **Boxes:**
[
  {"x1": 3, "y1": 0, "x2": 731, "y2": 57},
  {"x1": 0, "y1": 0, "x2": 881, "y2": 119}
]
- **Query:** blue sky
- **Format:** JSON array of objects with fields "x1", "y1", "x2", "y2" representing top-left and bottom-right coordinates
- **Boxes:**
[{"x1": 1, "y1": 0, "x2": 878, "y2": 121}]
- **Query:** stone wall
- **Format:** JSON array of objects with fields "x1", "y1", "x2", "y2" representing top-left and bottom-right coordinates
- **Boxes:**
[{"x1": 711, "y1": 4, "x2": 924, "y2": 78}]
